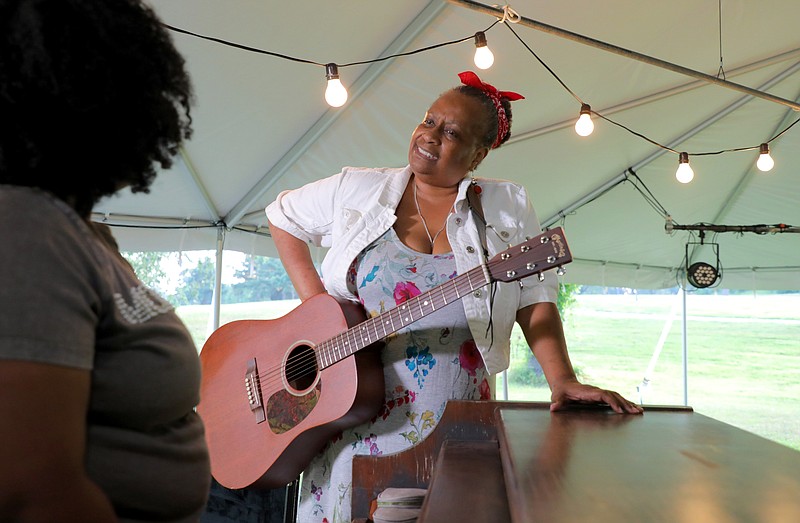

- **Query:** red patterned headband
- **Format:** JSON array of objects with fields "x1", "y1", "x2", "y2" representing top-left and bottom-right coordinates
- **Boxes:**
[{"x1": 458, "y1": 71, "x2": 524, "y2": 149}]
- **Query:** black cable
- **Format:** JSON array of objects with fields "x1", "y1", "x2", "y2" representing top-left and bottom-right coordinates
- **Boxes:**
[
  {"x1": 164, "y1": 24, "x2": 323, "y2": 66},
  {"x1": 164, "y1": 20, "x2": 500, "y2": 70},
  {"x1": 165, "y1": 15, "x2": 800, "y2": 163},
  {"x1": 502, "y1": 22, "x2": 584, "y2": 105},
  {"x1": 341, "y1": 20, "x2": 500, "y2": 67},
  {"x1": 625, "y1": 168, "x2": 672, "y2": 219}
]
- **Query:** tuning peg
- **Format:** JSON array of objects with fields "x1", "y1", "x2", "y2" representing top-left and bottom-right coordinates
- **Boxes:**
[
  {"x1": 537, "y1": 273, "x2": 545, "y2": 282},
  {"x1": 556, "y1": 266, "x2": 566, "y2": 276}
]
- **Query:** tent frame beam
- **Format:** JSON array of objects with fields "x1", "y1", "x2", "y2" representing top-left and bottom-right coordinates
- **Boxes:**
[{"x1": 448, "y1": 0, "x2": 800, "y2": 111}]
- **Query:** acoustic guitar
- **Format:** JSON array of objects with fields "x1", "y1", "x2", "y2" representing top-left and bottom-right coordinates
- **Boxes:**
[{"x1": 198, "y1": 227, "x2": 572, "y2": 489}]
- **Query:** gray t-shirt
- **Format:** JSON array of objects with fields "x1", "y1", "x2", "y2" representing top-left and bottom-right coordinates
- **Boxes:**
[{"x1": 0, "y1": 186, "x2": 210, "y2": 522}]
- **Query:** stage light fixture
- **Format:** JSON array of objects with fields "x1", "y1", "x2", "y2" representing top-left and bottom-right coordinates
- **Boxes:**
[
  {"x1": 687, "y1": 262, "x2": 719, "y2": 288},
  {"x1": 685, "y1": 238, "x2": 722, "y2": 289}
]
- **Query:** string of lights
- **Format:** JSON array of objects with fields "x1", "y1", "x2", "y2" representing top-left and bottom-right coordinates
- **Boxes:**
[{"x1": 164, "y1": 4, "x2": 799, "y2": 185}]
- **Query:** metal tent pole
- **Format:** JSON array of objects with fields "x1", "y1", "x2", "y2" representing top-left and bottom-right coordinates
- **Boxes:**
[
  {"x1": 211, "y1": 227, "x2": 225, "y2": 333},
  {"x1": 682, "y1": 286, "x2": 689, "y2": 406},
  {"x1": 447, "y1": 0, "x2": 800, "y2": 111}
]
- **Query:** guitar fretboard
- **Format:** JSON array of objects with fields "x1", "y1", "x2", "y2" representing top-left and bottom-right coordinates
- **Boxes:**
[{"x1": 316, "y1": 264, "x2": 489, "y2": 369}]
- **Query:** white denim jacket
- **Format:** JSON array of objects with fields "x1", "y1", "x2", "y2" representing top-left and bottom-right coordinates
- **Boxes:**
[{"x1": 265, "y1": 165, "x2": 558, "y2": 375}]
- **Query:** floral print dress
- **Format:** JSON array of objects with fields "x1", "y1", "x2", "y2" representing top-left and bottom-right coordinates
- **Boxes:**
[{"x1": 296, "y1": 227, "x2": 492, "y2": 523}]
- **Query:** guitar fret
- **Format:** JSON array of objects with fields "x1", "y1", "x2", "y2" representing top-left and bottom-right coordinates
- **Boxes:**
[
  {"x1": 360, "y1": 323, "x2": 370, "y2": 347},
  {"x1": 371, "y1": 316, "x2": 381, "y2": 342},
  {"x1": 331, "y1": 337, "x2": 338, "y2": 363},
  {"x1": 342, "y1": 331, "x2": 351, "y2": 360},
  {"x1": 420, "y1": 295, "x2": 434, "y2": 315},
  {"x1": 321, "y1": 341, "x2": 330, "y2": 367},
  {"x1": 346, "y1": 330, "x2": 353, "y2": 355},
  {"x1": 317, "y1": 343, "x2": 325, "y2": 368},
  {"x1": 381, "y1": 314, "x2": 389, "y2": 337}
]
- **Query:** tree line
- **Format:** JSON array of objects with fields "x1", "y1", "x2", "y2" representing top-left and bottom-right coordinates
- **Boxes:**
[{"x1": 123, "y1": 252, "x2": 298, "y2": 306}]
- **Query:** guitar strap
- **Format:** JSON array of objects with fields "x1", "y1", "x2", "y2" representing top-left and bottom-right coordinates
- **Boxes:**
[
  {"x1": 465, "y1": 178, "x2": 496, "y2": 347},
  {"x1": 466, "y1": 179, "x2": 489, "y2": 260}
]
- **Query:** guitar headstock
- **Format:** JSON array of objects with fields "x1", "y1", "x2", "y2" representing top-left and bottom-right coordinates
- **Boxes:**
[{"x1": 488, "y1": 227, "x2": 572, "y2": 283}]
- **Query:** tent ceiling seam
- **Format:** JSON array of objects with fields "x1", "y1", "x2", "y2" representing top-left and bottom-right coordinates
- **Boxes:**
[{"x1": 180, "y1": 147, "x2": 223, "y2": 221}]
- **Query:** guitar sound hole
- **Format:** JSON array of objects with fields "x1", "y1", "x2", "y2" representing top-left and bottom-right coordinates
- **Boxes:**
[{"x1": 285, "y1": 344, "x2": 318, "y2": 392}]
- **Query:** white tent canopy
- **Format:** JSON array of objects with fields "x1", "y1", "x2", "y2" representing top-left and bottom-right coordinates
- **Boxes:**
[{"x1": 95, "y1": 0, "x2": 800, "y2": 290}]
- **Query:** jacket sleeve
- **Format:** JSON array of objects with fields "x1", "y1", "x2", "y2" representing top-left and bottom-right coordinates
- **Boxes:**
[
  {"x1": 484, "y1": 181, "x2": 558, "y2": 307},
  {"x1": 264, "y1": 172, "x2": 345, "y2": 248}
]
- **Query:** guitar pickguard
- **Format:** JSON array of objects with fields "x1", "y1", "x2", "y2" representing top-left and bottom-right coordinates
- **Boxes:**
[{"x1": 266, "y1": 381, "x2": 322, "y2": 434}]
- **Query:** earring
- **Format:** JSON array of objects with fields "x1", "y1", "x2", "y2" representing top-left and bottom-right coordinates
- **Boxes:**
[{"x1": 470, "y1": 176, "x2": 482, "y2": 194}]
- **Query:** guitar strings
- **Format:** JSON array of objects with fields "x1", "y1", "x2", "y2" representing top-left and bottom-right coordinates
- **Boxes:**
[
  {"x1": 253, "y1": 269, "x2": 479, "y2": 390},
  {"x1": 252, "y1": 244, "x2": 556, "y2": 393}
]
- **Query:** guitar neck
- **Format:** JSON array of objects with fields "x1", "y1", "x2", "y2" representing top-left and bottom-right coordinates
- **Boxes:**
[
  {"x1": 313, "y1": 226, "x2": 573, "y2": 370},
  {"x1": 316, "y1": 264, "x2": 490, "y2": 370}
]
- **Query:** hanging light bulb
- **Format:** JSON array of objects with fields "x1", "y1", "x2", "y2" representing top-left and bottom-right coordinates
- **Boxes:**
[
  {"x1": 675, "y1": 152, "x2": 694, "y2": 183},
  {"x1": 756, "y1": 142, "x2": 774, "y2": 172},
  {"x1": 324, "y1": 63, "x2": 348, "y2": 108},
  {"x1": 574, "y1": 103, "x2": 594, "y2": 137},
  {"x1": 473, "y1": 32, "x2": 494, "y2": 70}
]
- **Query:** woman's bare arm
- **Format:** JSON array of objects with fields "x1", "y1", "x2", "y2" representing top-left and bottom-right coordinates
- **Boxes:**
[{"x1": 268, "y1": 220, "x2": 326, "y2": 301}]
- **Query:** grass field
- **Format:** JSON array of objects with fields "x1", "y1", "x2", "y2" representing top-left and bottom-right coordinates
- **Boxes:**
[{"x1": 177, "y1": 292, "x2": 800, "y2": 451}]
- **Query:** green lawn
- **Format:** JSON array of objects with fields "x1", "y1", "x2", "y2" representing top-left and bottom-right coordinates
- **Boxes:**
[
  {"x1": 506, "y1": 293, "x2": 800, "y2": 451},
  {"x1": 177, "y1": 292, "x2": 800, "y2": 451}
]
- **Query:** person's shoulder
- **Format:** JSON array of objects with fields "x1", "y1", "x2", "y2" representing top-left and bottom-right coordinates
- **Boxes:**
[
  {"x1": 0, "y1": 186, "x2": 80, "y2": 228},
  {"x1": 473, "y1": 177, "x2": 527, "y2": 196},
  {"x1": 473, "y1": 176, "x2": 523, "y2": 188},
  {"x1": 0, "y1": 186, "x2": 95, "y2": 259},
  {"x1": 340, "y1": 166, "x2": 406, "y2": 178},
  {"x1": 337, "y1": 166, "x2": 407, "y2": 190}
]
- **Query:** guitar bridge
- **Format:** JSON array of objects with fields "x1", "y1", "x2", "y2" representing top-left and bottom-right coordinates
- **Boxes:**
[{"x1": 245, "y1": 358, "x2": 266, "y2": 424}]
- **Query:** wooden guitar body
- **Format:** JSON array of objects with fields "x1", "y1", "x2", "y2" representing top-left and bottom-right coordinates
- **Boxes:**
[{"x1": 198, "y1": 294, "x2": 384, "y2": 489}]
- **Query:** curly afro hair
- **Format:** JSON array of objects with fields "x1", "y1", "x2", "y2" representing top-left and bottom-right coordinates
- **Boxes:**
[{"x1": 0, "y1": 0, "x2": 193, "y2": 216}]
